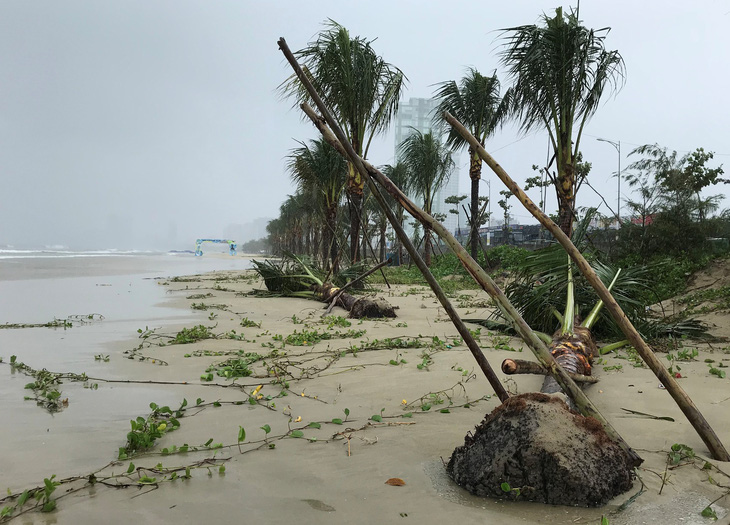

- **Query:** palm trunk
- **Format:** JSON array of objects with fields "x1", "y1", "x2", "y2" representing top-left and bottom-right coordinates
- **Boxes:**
[
  {"x1": 326, "y1": 204, "x2": 338, "y2": 271},
  {"x1": 397, "y1": 209, "x2": 405, "y2": 265},
  {"x1": 424, "y1": 226, "x2": 432, "y2": 267},
  {"x1": 469, "y1": 148, "x2": 481, "y2": 260},
  {"x1": 321, "y1": 225, "x2": 329, "y2": 269},
  {"x1": 348, "y1": 188, "x2": 362, "y2": 263},
  {"x1": 541, "y1": 327, "x2": 596, "y2": 395},
  {"x1": 361, "y1": 217, "x2": 368, "y2": 263},
  {"x1": 556, "y1": 142, "x2": 575, "y2": 238},
  {"x1": 379, "y1": 221, "x2": 387, "y2": 263}
]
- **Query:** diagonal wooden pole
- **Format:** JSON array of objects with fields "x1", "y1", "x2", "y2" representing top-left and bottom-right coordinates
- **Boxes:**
[
  {"x1": 443, "y1": 111, "x2": 730, "y2": 462},
  {"x1": 277, "y1": 38, "x2": 508, "y2": 403},
  {"x1": 277, "y1": 37, "x2": 642, "y2": 466}
]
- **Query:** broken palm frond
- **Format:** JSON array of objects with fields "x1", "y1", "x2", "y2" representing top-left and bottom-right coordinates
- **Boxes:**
[
  {"x1": 444, "y1": 109, "x2": 730, "y2": 462},
  {"x1": 642, "y1": 318, "x2": 711, "y2": 340},
  {"x1": 501, "y1": 358, "x2": 598, "y2": 384},
  {"x1": 330, "y1": 259, "x2": 371, "y2": 288},
  {"x1": 277, "y1": 37, "x2": 510, "y2": 403},
  {"x1": 502, "y1": 214, "x2": 708, "y2": 340},
  {"x1": 502, "y1": 214, "x2": 651, "y2": 339},
  {"x1": 252, "y1": 254, "x2": 322, "y2": 295}
]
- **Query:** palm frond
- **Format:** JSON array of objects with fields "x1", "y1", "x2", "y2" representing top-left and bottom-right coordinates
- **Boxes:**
[
  {"x1": 280, "y1": 19, "x2": 407, "y2": 156},
  {"x1": 499, "y1": 7, "x2": 625, "y2": 145},
  {"x1": 432, "y1": 68, "x2": 508, "y2": 151},
  {"x1": 398, "y1": 130, "x2": 454, "y2": 215}
]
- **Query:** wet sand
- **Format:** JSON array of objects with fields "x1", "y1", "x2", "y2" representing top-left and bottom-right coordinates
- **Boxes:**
[{"x1": 1, "y1": 259, "x2": 730, "y2": 524}]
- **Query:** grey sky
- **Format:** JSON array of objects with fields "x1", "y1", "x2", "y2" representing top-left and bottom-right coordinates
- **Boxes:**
[{"x1": 1, "y1": 1, "x2": 728, "y2": 250}]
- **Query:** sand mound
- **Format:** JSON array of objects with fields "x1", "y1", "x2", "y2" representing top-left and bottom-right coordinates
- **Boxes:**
[
  {"x1": 446, "y1": 393, "x2": 635, "y2": 507},
  {"x1": 687, "y1": 257, "x2": 730, "y2": 292}
]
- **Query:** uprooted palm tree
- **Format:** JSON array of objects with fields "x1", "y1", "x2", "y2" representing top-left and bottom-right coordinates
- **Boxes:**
[
  {"x1": 399, "y1": 130, "x2": 454, "y2": 267},
  {"x1": 500, "y1": 7, "x2": 625, "y2": 237},
  {"x1": 433, "y1": 68, "x2": 510, "y2": 260},
  {"x1": 281, "y1": 20, "x2": 406, "y2": 263},
  {"x1": 287, "y1": 138, "x2": 347, "y2": 271},
  {"x1": 251, "y1": 253, "x2": 395, "y2": 319}
]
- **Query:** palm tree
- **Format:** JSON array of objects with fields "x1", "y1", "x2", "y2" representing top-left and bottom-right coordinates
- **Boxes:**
[
  {"x1": 287, "y1": 138, "x2": 347, "y2": 270},
  {"x1": 433, "y1": 68, "x2": 510, "y2": 259},
  {"x1": 399, "y1": 130, "x2": 454, "y2": 267},
  {"x1": 381, "y1": 162, "x2": 410, "y2": 265},
  {"x1": 281, "y1": 20, "x2": 406, "y2": 263},
  {"x1": 500, "y1": 7, "x2": 625, "y2": 237}
]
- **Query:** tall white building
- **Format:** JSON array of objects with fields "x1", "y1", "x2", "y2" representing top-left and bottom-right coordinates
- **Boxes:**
[{"x1": 393, "y1": 97, "x2": 462, "y2": 235}]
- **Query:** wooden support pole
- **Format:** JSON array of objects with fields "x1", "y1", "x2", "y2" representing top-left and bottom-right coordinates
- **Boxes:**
[{"x1": 443, "y1": 110, "x2": 730, "y2": 462}]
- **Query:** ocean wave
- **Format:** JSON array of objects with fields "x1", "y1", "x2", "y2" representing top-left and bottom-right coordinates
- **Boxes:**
[{"x1": 0, "y1": 249, "x2": 161, "y2": 259}]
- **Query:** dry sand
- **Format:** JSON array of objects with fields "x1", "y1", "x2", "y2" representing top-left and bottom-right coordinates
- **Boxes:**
[{"x1": 3, "y1": 267, "x2": 730, "y2": 525}]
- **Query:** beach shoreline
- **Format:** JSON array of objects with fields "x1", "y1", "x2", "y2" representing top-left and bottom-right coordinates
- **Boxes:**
[{"x1": 1, "y1": 260, "x2": 729, "y2": 524}]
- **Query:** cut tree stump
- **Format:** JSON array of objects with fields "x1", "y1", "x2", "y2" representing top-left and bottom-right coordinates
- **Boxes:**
[{"x1": 447, "y1": 393, "x2": 635, "y2": 507}]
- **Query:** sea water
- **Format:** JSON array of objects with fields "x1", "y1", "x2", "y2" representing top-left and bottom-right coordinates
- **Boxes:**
[{"x1": 0, "y1": 250, "x2": 253, "y2": 489}]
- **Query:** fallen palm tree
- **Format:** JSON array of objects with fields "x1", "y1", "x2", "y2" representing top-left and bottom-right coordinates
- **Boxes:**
[
  {"x1": 251, "y1": 254, "x2": 396, "y2": 319},
  {"x1": 443, "y1": 110, "x2": 730, "y2": 462}
]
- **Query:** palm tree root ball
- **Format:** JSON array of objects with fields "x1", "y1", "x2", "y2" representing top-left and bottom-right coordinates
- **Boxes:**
[{"x1": 446, "y1": 393, "x2": 635, "y2": 507}]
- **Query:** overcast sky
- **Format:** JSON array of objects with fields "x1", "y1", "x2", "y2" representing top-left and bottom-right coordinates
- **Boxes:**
[{"x1": 1, "y1": 1, "x2": 728, "y2": 250}]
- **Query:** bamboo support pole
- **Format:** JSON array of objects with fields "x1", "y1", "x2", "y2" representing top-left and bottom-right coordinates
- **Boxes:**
[
  {"x1": 277, "y1": 38, "x2": 509, "y2": 403},
  {"x1": 502, "y1": 359, "x2": 599, "y2": 384},
  {"x1": 276, "y1": 37, "x2": 642, "y2": 467},
  {"x1": 443, "y1": 111, "x2": 730, "y2": 462}
]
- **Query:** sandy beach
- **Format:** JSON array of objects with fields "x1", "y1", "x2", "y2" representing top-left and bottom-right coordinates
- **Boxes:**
[{"x1": 2, "y1": 255, "x2": 730, "y2": 525}]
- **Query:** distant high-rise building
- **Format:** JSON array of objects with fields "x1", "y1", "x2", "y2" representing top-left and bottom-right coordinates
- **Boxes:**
[{"x1": 394, "y1": 97, "x2": 462, "y2": 235}]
